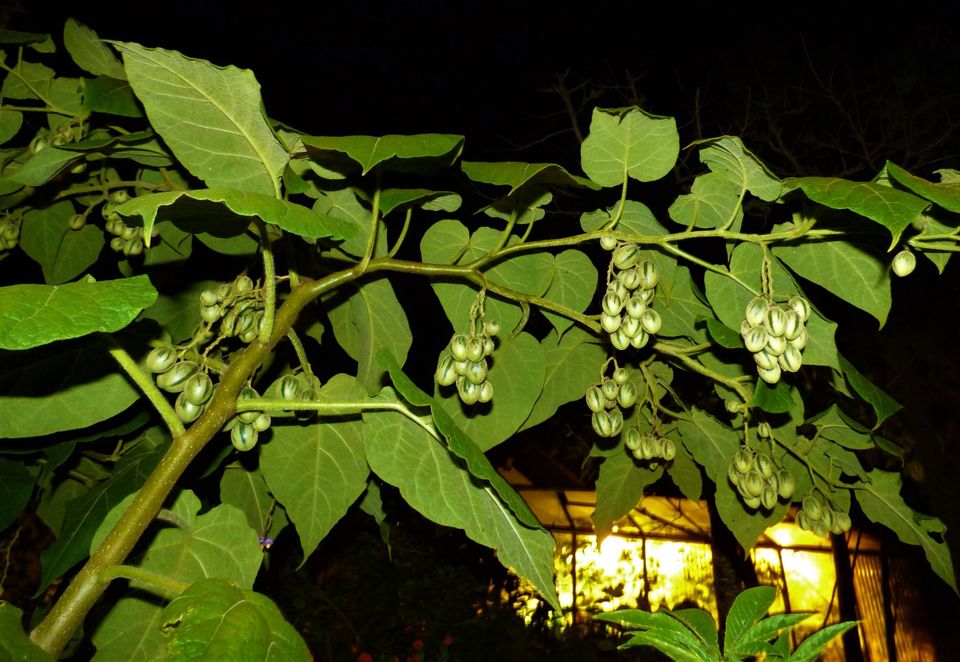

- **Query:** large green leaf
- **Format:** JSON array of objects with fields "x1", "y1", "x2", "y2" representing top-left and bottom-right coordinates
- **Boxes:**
[
  {"x1": 1, "y1": 60, "x2": 85, "y2": 117},
  {"x1": 592, "y1": 448, "x2": 662, "y2": 539},
  {"x1": 138, "y1": 278, "x2": 217, "y2": 344},
  {"x1": 115, "y1": 188, "x2": 356, "y2": 244},
  {"x1": 774, "y1": 238, "x2": 891, "y2": 326},
  {"x1": 378, "y1": 188, "x2": 461, "y2": 216},
  {"x1": 220, "y1": 465, "x2": 275, "y2": 536},
  {"x1": 581, "y1": 107, "x2": 679, "y2": 186},
  {"x1": 837, "y1": 353, "x2": 901, "y2": 427},
  {"x1": 325, "y1": 277, "x2": 412, "y2": 395},
  {"x1": 715, "y1": 478, "x2": 790, "y2": 553},
  {"x1": 421, "y1": 221, "x2": 554, "y2": 334},
  {"x1": 260, "y1": 375, "x2": 370, "y2": 559},
  {"x1": 363, "y1": 408, "x2": 560, "y2": 611},
  {"x1": 805, "y1": 405, "x2": 874, "y2": 450},
  {"x1": 521, "y1": 326, "x2": 607, "y2": 431},
  {"x1": 437, "y1": 332, "x2": 545, "y2": 451},
  {"x1": 657, "y1": 264, "x2": 714, "y2": 340},
  {"x1": 0, "y1": 275, "x2": 156, "y2": 350},
  {"x1": 461, "y1": 160, "x2": 599, "y2": 193},
  {"x1": 0, "y1": 334, "x2": 144, "y2": 438},
  {"x1": 668, "y1": 172, "x2": 743, "y2": 229},
  {"x1": 0, "y1": 603, "x2": 52, "y2": 661},
  {"x1": 856, "y1": 470, "x2": 956, "y2": 591},
  {"x1": 0, "y1": 458, "x2": 34, "y2": 530},
  {"x1": 788, "y1": 622, "x2": 858, "y2": 662},
  {"x1": 83, "y1": 76, "x2": 142, "y2": 117},
  {"x1": 116, "y1": 42, "x2": 288, "y2": 197},
  {"x1": 157, "y1": 579, "x2": 311, "y2": 661},
  {"x1": 9, "y1": 146, "x2": 82, "y2": 186},
  {"x1": 722, "y1": 585, "x2": 776, "y2": 657},
  {"x1": 301, "y1": 133, "x2": 464, "y2": 175},
  {"x1": 886, "y1": 161, "x2": 960, "y2": 213},
  {"x1": 311, "y1": 187, "x2": 385, "y2": 257},
  {"x1": 63, "y1": 19, "x2": 126, "y2": 79},
  {"x1": 38, "y1": 430, "x2": 167, "y2": 593},
  {"x1": 787, "y1": 176, "x2": 929, "y2": 245},
  {"x1": 666, "y1": 442, "x2": 703, "y2": 501},
  {"x1": 0, "y1": 108, "x2": 23, "y2": 145},
  {"x1": 696, "y1": 136, "x2": 783, "y2": 201},
  {"x1": 19, "y1": 200, "x2": 104, "y2": 284},
  {"x1": 376, "y1": 350, "x2": 541, "y2": 530},
  {"x1": 541, "y1": 249, "x2": 597, "y2": 334},
  {"x1": 90, "y1": 490, "x2": 263, "y2": 661},
  {"x1": 580, "y1": 199, "x2": 669, "y2": 235}
]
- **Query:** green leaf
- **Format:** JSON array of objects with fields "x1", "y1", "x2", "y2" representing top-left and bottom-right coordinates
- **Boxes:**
[
  {"x1": 220, "y1": 465, "x2": 275, "y2": 535},
  {"x1": 376, "y1": 350, "x2": 541, "y2": 530},
  {"x1": 788, "y1": 621, "x2": 858, "y2": 662},
  {"x1": 592, "y1": 448, "x2": 662, "y2": 539},
  {"x1": 837, "y1": 353, "x2": 901, "y2": 427},
  {"x1": 666, "y1": 442, "x2": 703, "y2": 501},
  {"x1": 716, "y1": 477, "x2": 790, "y2": 553},
  {"x1": 0, "y1": 109, "x2": 23, "y2": 145},
  {"x1": 581, "y1": 107, "x2": 679, "y2": 186},
  {"x1": 750, "y1": 380, "x2": 796, "y2": 414},
  {"x1": 787, "y1": 176, "x2": 929, "y2": 245},
  {"x1": 437, "y1": 332, "x2": 545, "y2": 451},
  {"x1": 0, "y1": 458, "x2": 34, "y2": 530},
  {"x1": 618, "y1": 631, "x2": 709, "y2": 662},
  {"x1": 325, "y1": 277, "x2": 412, "y2": 395},
  {"x1": 0, "y1": 602, "x2": 53, "y2": 661},
  {"x1": 116, "y1": 42, "x2": 288, "y2": 196},
  {"x1": 740, "y1": 612, "x2": 812, "y2": 650},
  {"x1": 115, "y1": 188, "x2": 356, "y2": 244},
  {"x1": 1, "y1": 60, "x2": 53, "y2": 100},
  {"x1": 668, "y1": 172, "x2": 743, "y2": 229},
  {"x1": 90, "y1": 490, "x2": 263, "y2": 660},
  {"x1": 260, "y1": 375, "x2": 370, "y2": 559},
  {"x1": 0, "y1": 334, "x2": 145, "y2": 438},
  {"x1": 311, "y1": 187, "x2": 386, "y2": 257},
  {"x1": 38, "y1": 430, "x2": 167, "y2": 593},
  {"x1": 301, "y1": 133, "x2": 464, "y2": 175},
  {"x1": 806, "y1": 405, "x2": 874, "y2": 450},
  {"x1": 541, "y1": 249, "x2": 597, "y2": 334},
  {"x1": 886, "y1": 161, "x2": 960, "y2": 213},
  {"x1": 422, "y1": 222, "x2": 554, "y2": 334},
  {"x1": 658, "y1": 264, "x2": 714, "y2": 339},
  {"x1": 461, "y1": 160, "x2": 599, "y2": 193},
  {"x1": 139, "y1": 278, "x2": 217, "y2": 343},
  {"x1": 521, "y1": 326, "x2": 606, "y2": 431},
  {"x1": 19, "y1": 201, "x2": 104, "y2": 284},
  {"x1": 773, "y1": 239, "x2": 891, "y2": 327},
  {"x1": 9, "y1": 146, "x2": 80, "y2": 186},
  {"x1": 723, "y1": 585, "x2": 776, "y2": 656},
  {"x1": 856, "y1": 469, "x2": 956, "y2": 591},
  {"x1": 696, "y1": 136, "x2": 783, "y2": 201},
  {"x1": 83, "y1": 76, "x2": 142, "y2": 117},
  {"x1": 0, "y1": 275, "x2": 156, "y2": 350},
  {"x1": 63, "y1": 19, "x2": 126, "y2": 79},
  {"x1": 378, "y1": 188, "x2": 461, "y2": 216},
  {"x1": 358, "y1": 480, "x2": 391, "y2": 555},
  {"x1": 705, "y1": 319, "x2": 742, "y2": 349},
  {"x1": 0, "y1": 29, "x2": 52, "y2": 48},
  {"x1": 669, "y1": 609, "x2": 719, "y2": 657},
  {"x1": 677, "y1": 409, "x2": 740, "y2": 484},
  {"x1": 580, "y1": 199, "x2": 669, "y2": 235},
  {"x1": 363, "y1": 409, "x2": 560, "y2": 612},
  {"x1": 158, "y1": 579, "x2": 311, "y2": 661}
]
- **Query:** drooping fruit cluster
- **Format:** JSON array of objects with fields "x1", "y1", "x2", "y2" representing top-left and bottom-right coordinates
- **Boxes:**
[
  {"x1": 795, "y1": 492, "x2": 852, "y2": 537},
  {"x1": 740, "y1": 295, "x2": 810, "y2": 384},
  {"x1": 198, "y1": 275, "x2": 266, "y2": 344},
  {"x1": 0, "y1": 213, "x2": 21, "y2": 251},
  {"x1": 599, "y1": 236, "x2": 661, "y2": 351},
  {"x1": 145, "y1": 347, "x2": 216, "y2": 424},
  {"x1": 434, "y1": 319, "x2": 499, "y2": 405},
  {"x1": 727, "y1": 444, "x2": 796, "y2": 511},
  {"x1": 624, "y1": 428, "x2": 677, "y2": 463},
  {"x1": 225, "y1": 386, "x2": 272, "y2": 451},
  {"x1": 585, "y1": 366, "x2": 638, "y2": 438}
]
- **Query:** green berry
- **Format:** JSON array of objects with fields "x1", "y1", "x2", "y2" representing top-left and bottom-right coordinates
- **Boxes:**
[
  {"x1": 146, "y1": 346, "x2": 178, "y2": 374},
  {"x1": 892, "y1": 249, "x2": 916, "y2": 277}
]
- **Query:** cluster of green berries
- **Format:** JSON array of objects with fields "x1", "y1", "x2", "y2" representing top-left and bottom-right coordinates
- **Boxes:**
[
  {"x1": 145, "y1": 347, "x2": 216, "y2": 425},
  {"x1": 224, "y1": 386, "x2": 272, "y2": 451},
  {"x1": 740, "y1": 295, "x2": 811, "y2": 385},
  {"x1": 198, "y1": 275, "x2": 266, "y2": 344},
  {"x1": 599, "y1": 235, "x2": 661, "y2": 351},
  {"x1": 584, "y1": 367, "x2": 638, "y2": 438},
  {"x1": 727, "y1": 440, "x2": 796, "y2": 511},
  {"x1": 796, "y1": 492, "x2": 852, "y2": 537},
  {"x1": 624, "y1": 428, "x2": 677, "y2": 464},
  {"x1": 434, "y1": 320, "x2": 500, "y2": 405},
  {"x1": 0, "y1": 214, "x2": 21, "y2": 251}
]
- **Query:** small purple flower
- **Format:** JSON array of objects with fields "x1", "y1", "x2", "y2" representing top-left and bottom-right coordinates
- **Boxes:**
[{"x1": 258, "y1": 535, "x2": 274, "y2": 550}]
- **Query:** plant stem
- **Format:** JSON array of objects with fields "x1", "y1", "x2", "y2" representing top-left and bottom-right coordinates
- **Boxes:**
[
  {"x1": 255, "y1": 219, "x2": 276, "y2": 345},
  {"x1": 387, "y1": 208, "x2": 413, "y2": 258},
  {"x1": 107, "y1": 343, "x2": 185, "y2": 438},
  {"x1": 98, "y1": 565, "x2": 188, "y2": 598},
  {"x1": 358, "y1": 179, "x2": 381, "y2": 273},
  {"x1": 653, "y1": 341, "x2": 752, "y2": 401},
  {"x1": 285, "y1": 329, "x2": 315, "y2": 382}
]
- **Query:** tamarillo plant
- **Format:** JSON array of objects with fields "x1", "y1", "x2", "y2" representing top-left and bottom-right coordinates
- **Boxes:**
[{"x1": 0, "y1": 19, "x2": 957, "y2": 659}]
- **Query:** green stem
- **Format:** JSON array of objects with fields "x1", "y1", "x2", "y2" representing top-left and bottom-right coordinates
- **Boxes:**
[
  {"x1": 661, "y1": 242, "x2": 759, "y2": 294},
  {"x1": 98, "y1": 565, "x2": 188, "y2": 598},
  {"x1": 653, "y1": 340, "x2": 752, "y2": 401},
  {"x1": 54, "y1": 179, "x2": 166, "y2": 200},
  {"x1": 237, "y1": 399, "x2": 439, "y2": 439},
  {"x1": 0, "y1": 62, "x2": 86, "y2": 118},
  {"x1": 608, "y1": 178, "x2": 630, "y2": 229},
  {"x1": 358, "y1": 180, "x2": 381, "y2": 273},
  {"x1": 387, "y1": 208, "x2": 413, "y2": 258},
  {"x1": 720, "y1": 187, "x2": 748, "y2": 231},
  {"x1": 908, "y1": 241, "x2": 960, "y2": 252},
  {"x1": 107, "y1": 343, "x2": 185, "y2": 438},
  {"x1": 255, "y1": 219, "x2": 276, "y2": 345},
  {"x1": 489, "y1": 208, "x2": 519, "y2": 255},
  {"x1": 285, "y1": 329, "x2": 315, "y2": 382}
]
